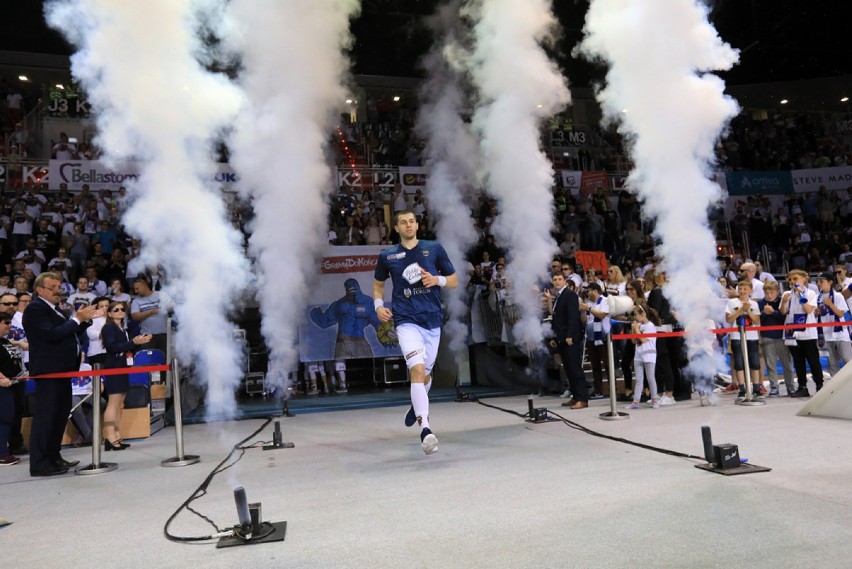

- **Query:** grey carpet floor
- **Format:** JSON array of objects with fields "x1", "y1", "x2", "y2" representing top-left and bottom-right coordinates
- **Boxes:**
[{"x1": 3, "y1": 392, "x2": 851, "y2": 569}]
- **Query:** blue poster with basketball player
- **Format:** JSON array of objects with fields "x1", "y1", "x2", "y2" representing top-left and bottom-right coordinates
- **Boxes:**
[{"x1": 299, "y1": 245, "x2": 402, "y2": 362}]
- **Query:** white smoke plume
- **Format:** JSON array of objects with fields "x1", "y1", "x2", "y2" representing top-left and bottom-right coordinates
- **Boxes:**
[
  {"x1": 416, "y1": 0, "x2": 481, "y2": 352},
  {"x1": 465, "y1": 0, "x2": 570, "y2": 346},
  {"x1": 45, "y1": 0, "x2": 251, "y2": 421},
  {"x1": 224, "y1": 0, "x2": 360, "y2": 391},
  {"x1": 579, "y1": 0, "x2": 740, "y2": 382}
]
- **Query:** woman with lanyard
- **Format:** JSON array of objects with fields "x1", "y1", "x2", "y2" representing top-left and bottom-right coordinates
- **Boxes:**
[
  {"x1": 604, "y1": 265, "x2": 628, "y2": 383},
  {"x1": 618, "y1": 280, "x2": 645, "y2": 402},
  {"x1": 0, "y1": 313, "x2": 25, "y2": 465},
  {"x1": 101, "y1": 301, "x2": 151, "y2": 450}
]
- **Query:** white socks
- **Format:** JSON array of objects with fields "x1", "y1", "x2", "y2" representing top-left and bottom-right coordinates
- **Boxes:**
[{"x1": 411, "y1": 379, "x2": 431, "y2": 429}]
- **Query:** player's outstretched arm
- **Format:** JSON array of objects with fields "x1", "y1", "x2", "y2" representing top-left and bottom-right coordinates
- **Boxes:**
[{"x1": 374, "y1": 279, "x2": 393, "y2": 322}]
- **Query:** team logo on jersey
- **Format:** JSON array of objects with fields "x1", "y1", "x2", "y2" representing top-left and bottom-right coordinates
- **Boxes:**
[
  {"x1": 422, "y1": 250, "x2": 429, "y2": 257},
  {"x1": 402, "y1": 263, "x2": 422, "y2": 285},
  {"x1": 403, "y1": 288, "x2": 412, "y2": 298},
  {"x1": 387, "y1": 252, "x2": 406, "y2": 261}
]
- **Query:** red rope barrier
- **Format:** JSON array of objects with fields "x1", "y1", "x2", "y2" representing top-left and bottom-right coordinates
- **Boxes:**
[
  {"x1": 19, "y1": 364, "x2": 171, "y2": 381},
  {"x1": 611, "y1": 319, "x2": 852, "y2": 341}
]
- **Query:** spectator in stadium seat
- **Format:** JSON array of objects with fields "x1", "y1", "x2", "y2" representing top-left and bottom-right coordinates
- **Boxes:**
[
  {"x1": 68, "y1": 223, "x2": 89, "y2": 281},
  {"x1": 624, "y1": 222, "x2": 644, "y2": 262},
  {"x1": 585, "y1": 205, "x2": 604, "y2": 252},
  {"x1": 579, "y1": 283, "x2": 609, "y2": 399},
  {"x1": 754, "y1": 260, "x2": 776, "y2": 285},
  {"x1": 85, "y1": 267, "x2": 107, "y2": 297},
  {"x1": 772, "y1": 207, "x2": 791, "y2": 247},
  {"x1": 363, "y1": 215, "x2": 382, "y2": 246},
  {"x1": 391, "y1": 184, "x2": 408, "y2": 214},
  {"x1": 51, "y1": 132, "x2": 78, "y2": 160},
  {"x1": 101, "y1": 301, "x2": 151, "y2": 451},
  {"x1": 647, "y1": 271, "x2": 684, "y2": 404},
  {"x1": 47, "y1": 248, "x2": 72, "y2": 283},
  {"x1": 725, "y1": 280, "x2": 762, "y2": 397},
  {"x1": 561, "y1": 262, "x2": 583, "y2": 290},
  {"x1": 130, "y1": 274, "x2": 171, "y2": 354},
  {"x1": 787, "y1": 236, "x2": 807, "y2": 271},
  {"x1": 561, "y1": 203, "x2": 581, "y2": 249},
  {"x1": 782, "y1": 269, "x2": 823, "y2": 398},
  {"x1": 604, "y1": 265, "x2": 627, "y2": 297},
  {"x1": 104, "y1": 249, "x2": 127, "y2": 287},
  {"x1": 736, "y1": 262, "x2": 764, "y2": 300},
  {"x1": 815, "y1": 272, "x2": 852, "y2": 378},
  {"x1": 336, "y1": 215, "x2": 363, "y2": 246},
  {"x1": 15, "y1": 238, "x2": 45, "y2": 276},
  {"x1": 758, "y1": 281, "x2": 793, "y2": 397},
  {"x1": 619, "y1": 280, "x2": 644, "y2": 402},
  {"x1": 13, "y1": 276, "x2": 30, "y2": 295},
  {"x1": 5, "y1": 88, "x2": 24, "y2": 129},
  {"x1": 67, "y1": 277, "x2": 95, "y2": 314}
]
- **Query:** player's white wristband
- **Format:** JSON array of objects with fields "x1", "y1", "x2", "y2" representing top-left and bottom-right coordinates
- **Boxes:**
[
  {"x1": 437, "y1": 276, "x2": 447, "y2": 287},
  {"x1": 374, "y1": 299, "x2": 384, "y2": 310}
]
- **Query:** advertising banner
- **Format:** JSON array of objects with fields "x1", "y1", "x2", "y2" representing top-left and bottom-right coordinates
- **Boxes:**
[
  {"x1": 560, "y1": 170, "x2": 582, "y2": 195},
  {"x1": 298, "y1": 245, "x2": 403, "y2": 362},
  {"x1": 791, "y1": 166, "x2": 852, "y2": 193},
  {"x1": 724, "y1": 171, "x2": 794, "y2": 195},
  {"x1": 578, "y1": 171, "x2": 610, "y2": 194},
  {"x1": 398, "y1": 166, "x2": 428, "y2": 194},
  {"x1": 48, "y1": 160, "x2": 240, "y2": 191},
  {"x1": 574, "y1": 250, "x2": 608, "y2": 275}
]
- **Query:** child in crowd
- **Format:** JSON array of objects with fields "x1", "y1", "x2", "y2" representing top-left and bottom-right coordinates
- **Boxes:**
[
  {"x1": 782, "y1": 269, "x2": 823, "y2": 397},
  {"x1": 725, "y1": 280, "x2": 762, "y2": 397},
  {"x1": 627, "y1": 301, "x2": 661, "y2": 409}
]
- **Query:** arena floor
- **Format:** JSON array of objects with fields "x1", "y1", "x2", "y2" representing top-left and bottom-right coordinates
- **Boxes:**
[{"x1": 3, "y1": 389, "x2": 851, "y2": 568}]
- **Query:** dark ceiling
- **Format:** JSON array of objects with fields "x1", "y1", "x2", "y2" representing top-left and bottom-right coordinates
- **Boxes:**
[{"x1": 1, "y1": 0, "x2": 850, "y2": 108}]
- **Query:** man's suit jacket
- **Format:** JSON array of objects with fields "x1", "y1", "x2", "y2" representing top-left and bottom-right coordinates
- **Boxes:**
[
  {"x1": 551, "y1": 287, "x2": 582, "y2": 344},
  {"x1": 22, "y1": 296, "x2": 88, "y2": 376}
]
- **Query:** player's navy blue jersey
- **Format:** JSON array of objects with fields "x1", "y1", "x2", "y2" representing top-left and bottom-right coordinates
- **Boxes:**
[{"x1": 374, "y1": 240, "x2": 456, "y2": 330}]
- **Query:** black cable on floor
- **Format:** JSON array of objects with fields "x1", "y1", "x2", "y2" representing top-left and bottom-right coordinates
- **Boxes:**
[
  {"x1": 163, "y1": 417, "x2": 273, "y2": 543},
  {"x1": 477, "y1": 399, "x2": 704, "y2": 461},
  {"x1": 476, "y1": 398, "x2": 529, "y2": 419}
]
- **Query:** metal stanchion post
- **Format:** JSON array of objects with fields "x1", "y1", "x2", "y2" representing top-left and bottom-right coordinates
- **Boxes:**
[
  {"x1": 735, "y1": 321, "x2": 765, "y2": 406},
  {"x1": 600, "y1": 334, "x2": 629, "y2": 420},
  {"x1": 165, "y1": 316, "x2": 174, "y2": 393},
  {"x1": 162, "y1": 358, "x2": 200, "y2": 467},
  {"x1": 76, "y1": 365, "x2": 117, "y2": 475}
]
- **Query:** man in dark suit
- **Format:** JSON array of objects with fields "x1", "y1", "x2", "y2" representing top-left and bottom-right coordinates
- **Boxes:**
[
  {"x1": 549, "y1": 273, "x2": 587, "y2": 409},
  {"x1": 23, "y1": 271, "x2": 101, "y2": 476}
]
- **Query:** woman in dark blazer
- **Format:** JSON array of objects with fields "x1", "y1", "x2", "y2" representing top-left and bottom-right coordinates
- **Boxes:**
[{"x1": 101, "y1": 301, "x2": 151, "y2": 450}]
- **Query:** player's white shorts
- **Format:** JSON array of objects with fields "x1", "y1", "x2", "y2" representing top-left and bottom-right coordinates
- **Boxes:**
[{"x1": 395, "y1": 323, "x2": 441, "y2": 375}]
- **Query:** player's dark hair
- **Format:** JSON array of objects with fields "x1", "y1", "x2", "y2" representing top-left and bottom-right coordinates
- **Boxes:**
[{"x1": 393, "y1": 208, "x2": 417, "y2": 225}]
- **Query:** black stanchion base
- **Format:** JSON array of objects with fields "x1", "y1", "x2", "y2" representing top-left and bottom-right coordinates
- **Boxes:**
[
  {"x1": 75, "y1": 462, "x2": 118, "y2": 475},
  {"x1": 694, "y1": 462, "x2": 772, "y2": 476},
  {"x1": 161, "y1": 455, "x2": 200, "y2": 467},
  {"x1": 263, "y1": 442, "x2": 295, "y2": 451},
  {"x1": 599, "y1": 411, "x2": 630, "y2": 421},
  {"x1": 216, "y1": 521, "x2": 287, "y2": 549}
]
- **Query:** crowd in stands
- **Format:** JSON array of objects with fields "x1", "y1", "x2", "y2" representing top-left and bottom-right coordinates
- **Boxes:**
[
  {"x1": 0, "y1": 182, "x2": 158, "y2": 313},
  {"x1": 334, "y1": 98, "x2": 851, "y2": 175}
]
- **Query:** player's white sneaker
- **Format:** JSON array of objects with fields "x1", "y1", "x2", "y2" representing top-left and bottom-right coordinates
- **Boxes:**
[{"x1": 420, "y1": 428, "x2": 438, "y2": 455}]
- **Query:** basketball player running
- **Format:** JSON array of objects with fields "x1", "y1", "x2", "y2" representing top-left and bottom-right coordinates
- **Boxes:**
[{"x1": 374, "y1": 209, "x2": 458, "y2": 455}]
